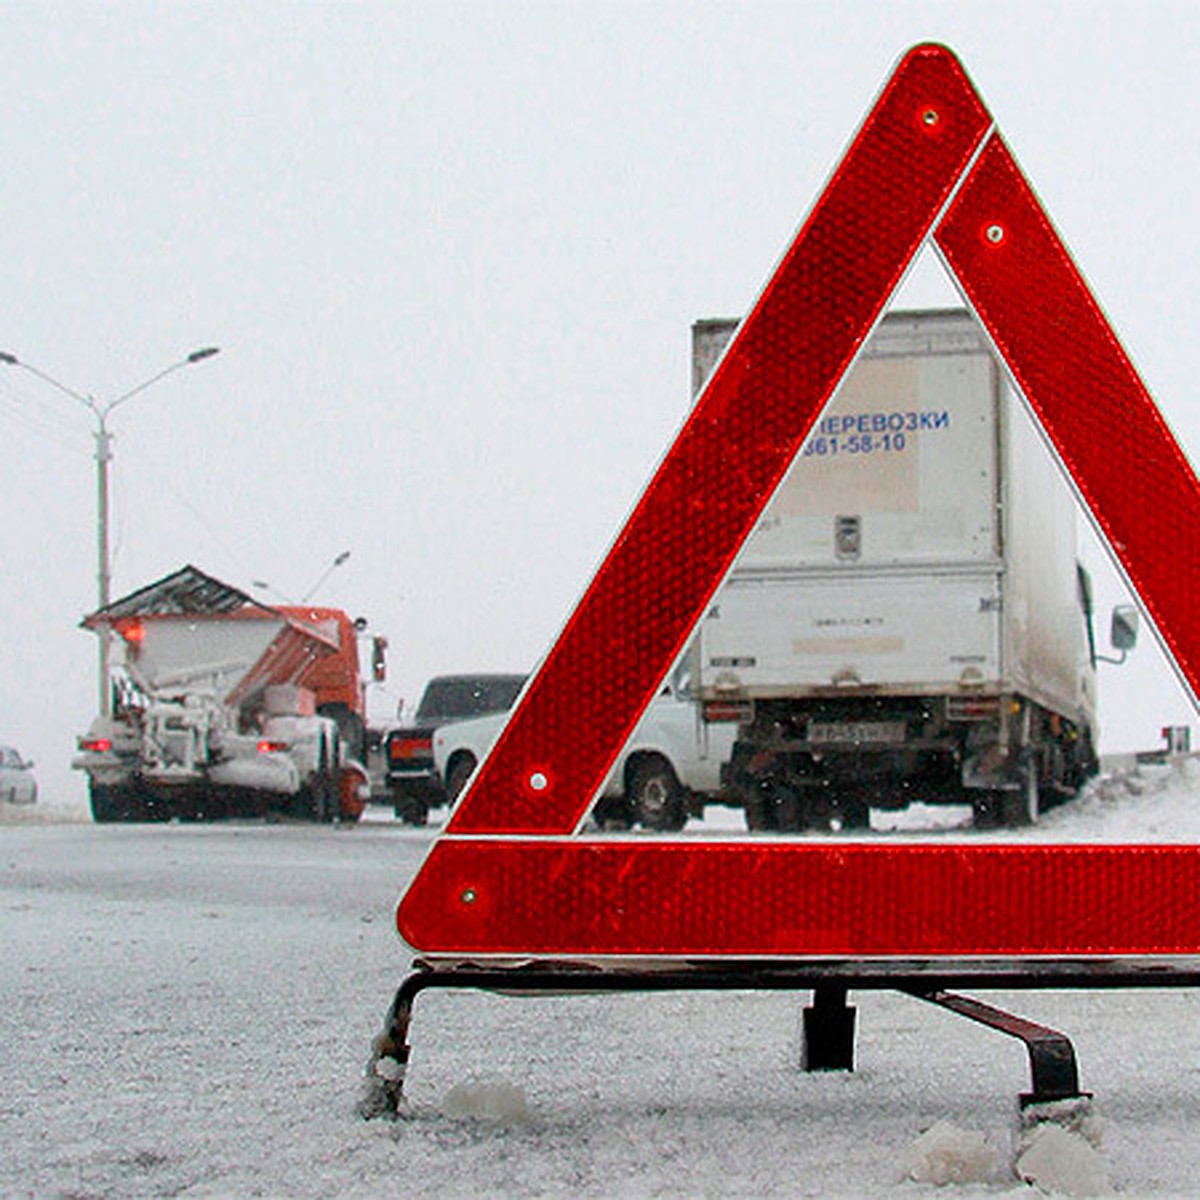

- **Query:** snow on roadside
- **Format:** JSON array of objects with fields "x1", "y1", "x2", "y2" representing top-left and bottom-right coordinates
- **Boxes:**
[
  {"x1": 442, "y1": 1076, "x2": 532, "y2": 1124},
  {"x1": 1014, "y1": 1118, "x2": 1111, "y2": 1197},
  {"x1": 0, "y1": 792, "x2": 89, "y2": 824},
  {"x1": 1033, "y1": 756, "x2": 1200, "y2": 844},
  {"x1": 5, "y1": 763, "x2": 1200, "y2": 1196},
  {"x1": 9, "y1": 753, "x2": 1200, "y2": 842},
  {"x1": 897, "y1": 1111, "x2": 1114, "y2": 1196},
  {"x1": 898, "y1": 1118, "x2": 1003, "y2": 1186},
  {"x1": 868, "y1": 756, "x2": 1200, "y2": 845}
]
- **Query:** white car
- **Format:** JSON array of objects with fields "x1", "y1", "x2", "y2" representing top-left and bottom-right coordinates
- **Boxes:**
[
  {"x1": 431, "y1": 667, "x2": 738, "y2": 831},
  {"x1": 0, "y1": 745, "x2": 37, "y2": 804}
]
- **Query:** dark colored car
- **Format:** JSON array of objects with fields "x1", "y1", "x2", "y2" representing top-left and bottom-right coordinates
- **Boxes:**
[{"x1": 386, "y1": 674, "x2": 526, "y2": 824}]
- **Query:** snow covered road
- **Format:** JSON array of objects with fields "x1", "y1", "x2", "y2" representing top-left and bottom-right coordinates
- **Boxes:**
[{"x1": 4, "y1": 765, "x2": 1200, "y2": 1197}]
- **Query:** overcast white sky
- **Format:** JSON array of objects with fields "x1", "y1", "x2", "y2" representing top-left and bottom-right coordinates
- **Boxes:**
[{"x1": 2, "y1": 0, "x2": 1198, "y2": 805}]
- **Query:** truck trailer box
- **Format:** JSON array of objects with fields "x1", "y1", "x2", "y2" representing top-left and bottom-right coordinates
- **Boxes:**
[{"x1": 693, "y1": 309, "x2": 1101, "y2": 829}]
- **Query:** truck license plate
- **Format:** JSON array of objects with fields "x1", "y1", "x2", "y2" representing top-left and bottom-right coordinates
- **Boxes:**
[{"x1": 807, "y1": 721, "x2": 906, "y2": 746}]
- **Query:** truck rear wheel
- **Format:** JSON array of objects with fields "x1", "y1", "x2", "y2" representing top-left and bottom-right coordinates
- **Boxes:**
[
  {"x1": 741, "y1": 783, "x2": 780, "y2": 831},
  {"x1": 827, "y1": 795, "x2": 871, "y2": 832},
  {"x1": 971, "y1": 790, "x2": 1003, "y2": 829},
  {"x1": 1001, "y1": 763, "x2": 1040, "y2": 827},
  {"x1": 89, "y1": 783, "x2": 122, "y2": 823},
  {"x1": 295, "y1": 781, "x2": 329, "y2": 822},
  {"x1": 89, "y1": 781, "x2": 158, "y2": 822},
  {"x1": 628, "y1": 756, "x2": 686, "y2": 831},
  {"x1": 294, "y1": 737, "x2": 335, "y2": 822}
]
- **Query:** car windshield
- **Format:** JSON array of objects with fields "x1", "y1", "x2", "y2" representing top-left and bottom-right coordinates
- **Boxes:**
[{"x1": 415, "y1": 676, "x2": 526, "y2": 722}]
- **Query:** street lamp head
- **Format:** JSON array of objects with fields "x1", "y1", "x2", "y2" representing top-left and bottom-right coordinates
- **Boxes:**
[
  {"x1": 187, "y1": 347, "x2": 220, "y2": 363},
  {"x1": 0, "y1": 352, "x2": 18, "y2": 365}
]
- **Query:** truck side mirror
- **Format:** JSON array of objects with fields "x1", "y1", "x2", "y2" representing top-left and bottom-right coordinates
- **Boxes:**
[
  {"x1": 1111, "y1": 604, "x2": 1139, "y2": 653},
  {"x1": 670, "y1": 664, "x2": 693, "y2": 699}
]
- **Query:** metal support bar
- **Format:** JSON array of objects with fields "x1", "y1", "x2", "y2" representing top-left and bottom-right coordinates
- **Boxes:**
[
  {"x1": 903, "y1": 988, "x2": 1084, "y2": 1107},
  {"x1": 802, "y1": 984, "x2": 857, "y2": 1072},
  {"x1": 358, "y1": 971, "x2": 423, "y2": 1119}
]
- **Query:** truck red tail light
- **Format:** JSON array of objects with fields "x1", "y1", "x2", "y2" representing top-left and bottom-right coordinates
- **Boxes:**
[
  {"x1": 79, "y1": 736, "x2": 112, "y2": 753},
  {"x1": 702, "y1": 699, "x2": 753, "y2": 724},
  {"x1": 257, "y1": 740, "x2": 289, "y2": 754},
  {"x1": 115, "y1": 619, "x2": 145, "y2": 645},
  {"x1": 946, "y1": 696, "x2": 1001, "y2": 721}
]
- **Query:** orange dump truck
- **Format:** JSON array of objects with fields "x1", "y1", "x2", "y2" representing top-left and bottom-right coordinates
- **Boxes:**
[{"x1": 73, "y1": 564, "x2": 385, "y2": 823}]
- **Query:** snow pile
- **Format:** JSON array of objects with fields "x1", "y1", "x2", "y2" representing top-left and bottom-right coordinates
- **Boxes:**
[
  {"x1": 813, "y1": 755, "x2": 1200, "y2": 844},
  {"x1": 441, "y1": 1076, "x2": 531, "y2": 1125},
  {"x1": 1036, "y1": 756, "x2": 1200, "y2": 843},
  {"x1": 899, "y1": 1118, "x2": 1002, "y2": 1186},
  {"x1": 1011, "y1": 1100, "x2": 1111, "y2": 1197},
  {"x1": 1015, "y1": 1124, "x2": 1111, "y2": 1196},
  {"x1": 900, "y1": 1110, "x2": 1113, "y2": 1194},
  {"x1": 0, "y1": 792, "x2": 89, "y2": 824}
]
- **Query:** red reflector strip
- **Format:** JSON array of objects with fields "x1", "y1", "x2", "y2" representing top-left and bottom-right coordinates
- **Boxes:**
[
  {"x1": 399, "y1": 841, "x2": 1200, "y2": 959},
  {"x1": 396, "y1": 43, "x2": 1200, "y2": 968},
  {"x1": 80, "y1": 737, "x2": 112, "y2": 753},
  {"x1": 447, "y1": 45, "x2": 991, "y2": 838},
  {"x1": 936, "y1": 136, "x2": 1200, "y2": 703},
  {"x1": 257, "y1": 740, "x2": 288, "y2": 754}
]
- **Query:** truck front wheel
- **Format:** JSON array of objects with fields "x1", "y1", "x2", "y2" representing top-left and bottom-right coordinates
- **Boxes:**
[{"x1": 628, "y1": 756, "x2": 685, "y2": 832}]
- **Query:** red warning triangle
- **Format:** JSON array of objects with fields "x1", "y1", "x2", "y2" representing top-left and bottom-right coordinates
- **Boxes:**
[{"x1": 397, "y1": 44, "x2": 1200, "y2": 962}]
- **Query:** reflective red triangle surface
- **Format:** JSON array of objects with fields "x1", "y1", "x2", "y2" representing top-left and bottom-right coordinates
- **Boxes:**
[{"x1": 398, "y1": 44, "x2": 1200, "y2": 962}]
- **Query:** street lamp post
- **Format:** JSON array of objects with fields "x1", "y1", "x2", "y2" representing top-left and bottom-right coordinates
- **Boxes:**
[
  {"x1": 0, "y1": 346, "x2": 220, "y2": 714},
  {"x1": 301, "y1": 550, "x2": 351, "y2": 603},
  {"x1": 251, "y1": 550, "x2": 352, "y2": 606}
]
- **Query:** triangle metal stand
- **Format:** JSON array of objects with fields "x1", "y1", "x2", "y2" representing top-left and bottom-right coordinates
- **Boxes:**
[{"x1": 359, "y1": 957, "x2": 1200, "y2": 1119}]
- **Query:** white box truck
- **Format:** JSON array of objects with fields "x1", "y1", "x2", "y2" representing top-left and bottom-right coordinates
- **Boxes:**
[{"x1": 694, "y1": 308, "x2": 1136, "y2": 830}]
